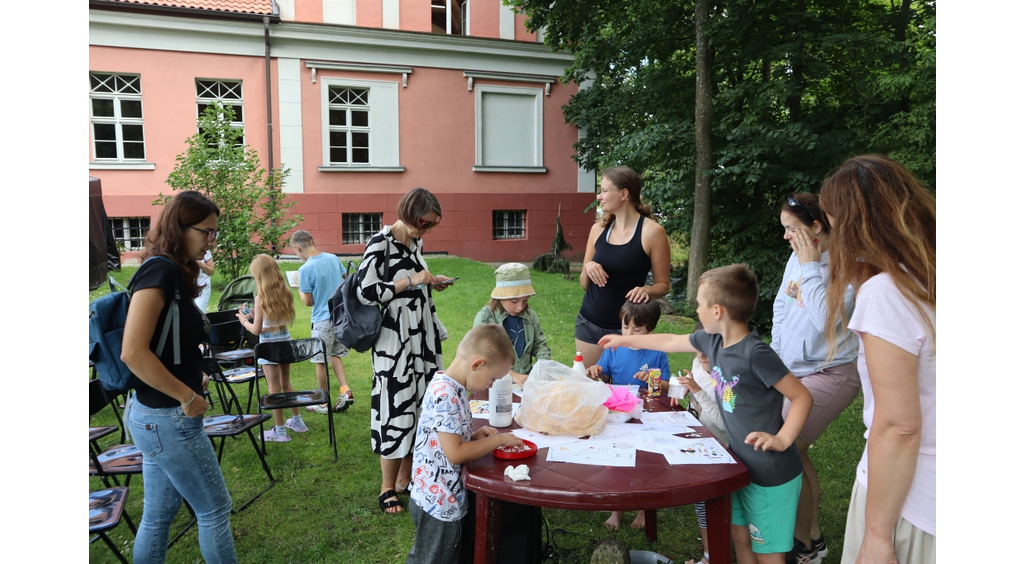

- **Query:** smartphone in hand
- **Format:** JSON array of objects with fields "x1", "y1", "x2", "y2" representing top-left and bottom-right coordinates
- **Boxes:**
[{"x1": 432, "y1": 277, "x2": 459, "y2": 288}]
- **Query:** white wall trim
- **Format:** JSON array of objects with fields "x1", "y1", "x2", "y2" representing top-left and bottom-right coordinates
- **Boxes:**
[
  {"x1": 306, "y1": 61, "x2": 412, "y2": 87},
  {"x1": 323, "y1": 0, "x2": 356, "y2": 26},
  {"x1": 382, "y1": 0, "x2": 400, "y2": 29},
  {"x1": 473, "y1": 166, "x2": 547, "y2": 173},
  {"x1": 319, "y1": 77, "x2": 401, "y2": 168},
  {"x1": 90, "y1": 162, "x2": 157, "y2": 170},
  {"x1": 464, "y1": 70, "x2": 555, "y2": 95},
  {"x1": 317, "y1": 166, "x2": 405, "y2": 172},
  {"x1": 89, "y1": 9, "x2": 574, "y2": 78},
  {"x1": 499, "y1": 3, "x2": 515, "y2": 40},
  {"x1": 278, "y1": 57, "x2": 304, "y2": 194}
]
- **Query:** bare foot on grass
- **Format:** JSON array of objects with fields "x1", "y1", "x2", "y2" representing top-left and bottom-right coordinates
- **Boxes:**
[
  {"x1": 604, "y1": 510, "x2": 624, "y2": 530},
  {"x1": 630, "y1": 511, "x2": 646, "y2": 529}
]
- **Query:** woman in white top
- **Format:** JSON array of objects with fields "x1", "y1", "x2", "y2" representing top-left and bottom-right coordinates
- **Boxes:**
[
  {"x1": 819, "y1": 155, "x2": 935, "y2": 564},
  {"x1": 194, "y1": 249, "x2": 215, "y2": 312}
]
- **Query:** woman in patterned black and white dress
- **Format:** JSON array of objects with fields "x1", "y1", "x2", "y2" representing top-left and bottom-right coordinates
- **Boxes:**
[{"x1": 356, "y1": 187, "x2": 455, "y2": 515}]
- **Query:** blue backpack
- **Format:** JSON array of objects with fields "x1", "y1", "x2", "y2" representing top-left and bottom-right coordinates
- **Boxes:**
[{"x1": 89, "y1": 256, "x2": 182, "y2": 391}]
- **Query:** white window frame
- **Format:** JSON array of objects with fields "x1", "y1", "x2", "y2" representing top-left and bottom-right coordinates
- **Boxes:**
[
  {"x1": 473, "y1": 84, "x2": 545, "y2": 173},
  {"x1": 90, "y1": 72, "x2": 147, "y2": 163},
  {"x1": 492, "y1": 210, "x2": 526, "y2": 240},
  {"x1": 196, "y1": 78, "x2": 244, "y2": 148},
  {"x1": 342, "y1": 213, "x2": 383, "y2": 244},
  {"x1": 325, "y1": 85, "x2": 371, "y2": 166},
  {"x1": 319, "y1": 78, "x2": 402, "y2": 172},
  {"x1": 109, "y1": 216, "x2": 150, "y2": 251},
  {"x1": 431, "y1": 0, "x2": 469, "y2": 35}
]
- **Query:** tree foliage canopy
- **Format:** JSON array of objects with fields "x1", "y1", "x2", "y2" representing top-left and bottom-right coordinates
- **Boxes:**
[
  {"x1": 160, "y1": 102, "x2": 300, "y2": 281},
  {"x1": 510, "y1": 0, "x2": 935, "y2": 326}
]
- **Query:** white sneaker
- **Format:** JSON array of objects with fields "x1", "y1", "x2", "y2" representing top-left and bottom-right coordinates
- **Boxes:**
[
  {"x1": 263, "y1": 428, "x2": 291, "y2": 442},
  {"x1": 305, "y1": 403, "x2": 329, "y2": 415},
  {"x1": 285, "y1": 418, "x2": 308, "y2": 433}
]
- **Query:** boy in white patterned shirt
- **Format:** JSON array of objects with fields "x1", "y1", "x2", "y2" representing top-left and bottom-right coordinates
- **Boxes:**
[{"x1": 406, "y1": 324, "x2": 524, "y2": 564}]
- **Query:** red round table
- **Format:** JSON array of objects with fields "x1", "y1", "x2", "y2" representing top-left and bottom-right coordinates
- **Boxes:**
[{"x1": 465, "y1": 392, "x2": 749, "y2": 564}]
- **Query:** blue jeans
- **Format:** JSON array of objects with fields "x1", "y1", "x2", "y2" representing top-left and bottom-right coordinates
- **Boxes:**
[{"x1": 126, "y1": 396, "x2": 238, "y2": 564}]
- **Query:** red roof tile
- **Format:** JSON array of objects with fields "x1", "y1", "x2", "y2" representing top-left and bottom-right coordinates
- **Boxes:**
[{"x1": 100, "y1": 0, "x2": 275, "y2": 16}]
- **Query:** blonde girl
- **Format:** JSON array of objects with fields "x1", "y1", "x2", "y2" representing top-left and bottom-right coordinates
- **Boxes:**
[{"x1": 236, "y1": 254, "x2": 304, "y2": 442}]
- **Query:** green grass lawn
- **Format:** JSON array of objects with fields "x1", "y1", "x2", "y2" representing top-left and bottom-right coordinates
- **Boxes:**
[{"x1": 89, "y1": 256, "x2": 865, "y2": 563}]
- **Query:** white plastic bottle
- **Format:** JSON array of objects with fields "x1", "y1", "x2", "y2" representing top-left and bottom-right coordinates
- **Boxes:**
[
  {"x1": 572, "y1": 351, "x2": 586, "y2": 376},
  {"x1": 489, "y1": 374, "x2": 514, "y2": 428}
]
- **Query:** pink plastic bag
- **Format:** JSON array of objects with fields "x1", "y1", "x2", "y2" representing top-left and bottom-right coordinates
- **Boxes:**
[{"x1": 603, "y1": 385, "x2": 642, "y2": 420}]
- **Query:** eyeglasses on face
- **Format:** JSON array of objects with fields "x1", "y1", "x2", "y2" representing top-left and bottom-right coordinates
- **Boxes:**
[
  {"x1": 417, "y1": 217, "x2": 440, "y2": 231},
  {"x1": 188, "y1": 226, "x2": 220, "y2": 242}
]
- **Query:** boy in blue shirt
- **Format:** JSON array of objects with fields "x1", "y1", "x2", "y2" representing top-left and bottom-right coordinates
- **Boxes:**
[
  {"x1": 601, "y1": 264, "x2": 812, "y2": 564},
  {"x1": 587, "y1": 299, "x2": 671, "y2": 530},
  {"x1": 406, "y1": 324, "x2": 523, "y2": 564},
  {"x1": 289, "y1": 230, "x2": 352, "y2": 413},
  {"x1": 586, "y1": 300, "x2": 671, "y2": 394}
]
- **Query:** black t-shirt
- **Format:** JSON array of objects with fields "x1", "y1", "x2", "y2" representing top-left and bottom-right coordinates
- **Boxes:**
[
  {"x1": 579, "y1": 217, "x2": 652, "y2": 329},
  {"x1": 689, "y1": 329, "x2": 803, "y2": 487},
  {"x1": 130, "y1": 257, "x2": 207, "y2": 408}
]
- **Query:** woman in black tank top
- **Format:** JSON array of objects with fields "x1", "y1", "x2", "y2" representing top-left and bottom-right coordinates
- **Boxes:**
[{"x1": 576, "y1": 166, "x2": 672, "y2": 367}]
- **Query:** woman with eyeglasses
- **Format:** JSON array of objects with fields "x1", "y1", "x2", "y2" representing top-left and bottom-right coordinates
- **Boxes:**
[
  {"x1": 820, "y1": 155, "x2": 934, "y2": 564},
  {"x1": 121, "y1": 190, "x2": 238, "y2": 564},
  {"x1": 771, "y1": 193, "x2": 861, "y2": 564},
  {"x1": 356, "y1": 186, "x2": 454, "y2": 515}
]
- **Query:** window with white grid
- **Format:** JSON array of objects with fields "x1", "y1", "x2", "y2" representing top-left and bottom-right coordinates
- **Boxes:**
[
  {"x1": 90, "y1": 73, "x2": 146, "y2": 161},
  {"x1": 493, "y1": 210, "x2": 526, "y2": 240},
  {"x1": 196, "y1": 79, "x2": 244, "y2": 147},
  {"x1": 109, "y1": 217, "x2": 150, "y2": 251},
  {"x1": 342, "y1": 213, "x2": 382, "y2": 245},
  {"x1": 327, "y1": 87, "x2": 371, "y2": 165}
]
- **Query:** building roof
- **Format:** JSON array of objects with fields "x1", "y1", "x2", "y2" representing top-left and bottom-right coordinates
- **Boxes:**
[{"x1": 96, "y1": 0, "x2": 275, "y2": 16}]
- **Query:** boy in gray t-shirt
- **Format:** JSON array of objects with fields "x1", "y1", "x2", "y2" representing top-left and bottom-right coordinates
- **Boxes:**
[{"x1": 600, "y1": 264, "x2": 812, "y2": 564}]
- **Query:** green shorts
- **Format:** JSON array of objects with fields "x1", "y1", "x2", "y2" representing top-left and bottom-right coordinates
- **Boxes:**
[{"x1": 731, "y1": 473, "x2": 802, "y2": 554}]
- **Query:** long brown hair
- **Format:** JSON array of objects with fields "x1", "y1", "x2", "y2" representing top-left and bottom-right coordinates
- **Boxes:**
[
  {"x1": 250, "y1": 254, "x2": 295, "y2": 326},
  {"x1": 819, "y1": 155, "x2": 936, "y2": 350},
  {"x1": 598, "y1": 166, "x2": 653, "y2": 227},
  {"x1": 143, "y1": 190, "x2": 220, "y2": 298}
]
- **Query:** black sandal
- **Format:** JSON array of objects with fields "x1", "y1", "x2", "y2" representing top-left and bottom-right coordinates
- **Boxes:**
[{"x1": 378, "y1": 490, "x2": 404, "y2": 514}]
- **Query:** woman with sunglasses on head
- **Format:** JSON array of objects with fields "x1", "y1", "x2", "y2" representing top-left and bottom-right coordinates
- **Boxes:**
[
  {"x1": 771, "y1": 193, "x2": 861, "y2": 564},
  {"x1": 820, "y1": 156, "x2": 935, "y2": 564},
  {"x1": 121, "y1": 190, "x2": 238, "y2": 564},
  {"x1": 356, "y1": 186, "x2": 454, "y2": 515},
  {"x1": 576, "y1": 166, "x2": 672, "y2": 368}
]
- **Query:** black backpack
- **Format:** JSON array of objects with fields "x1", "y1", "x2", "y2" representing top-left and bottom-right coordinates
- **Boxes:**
[{"x1": 328, "y1": 255, "x2": 390, "y2": 353}]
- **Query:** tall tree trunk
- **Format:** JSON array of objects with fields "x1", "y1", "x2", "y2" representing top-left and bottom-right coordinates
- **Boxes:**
[{"x1": 688, "y1": 0, "x2": 712, "y2": 310}]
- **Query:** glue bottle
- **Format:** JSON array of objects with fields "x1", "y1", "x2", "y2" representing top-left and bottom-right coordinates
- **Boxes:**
[
  {"x1": 572, "y1": 351, "x2": 586, "y2": 376},
  {"x1": 489, "y1": 374, "x2": 513, "y2": 428}
]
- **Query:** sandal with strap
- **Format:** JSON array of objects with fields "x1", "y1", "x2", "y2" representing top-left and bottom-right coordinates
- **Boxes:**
[
  {"x1": 394, "y1": 482, "x2": 411, "y2": 496},
  {"x1": 378, "y1": 490, "x2": 404, "y2": 514}
]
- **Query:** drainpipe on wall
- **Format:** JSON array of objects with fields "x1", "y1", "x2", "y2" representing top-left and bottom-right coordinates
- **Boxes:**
[{"x1": 264, "y1": 9, "x2": 277, "y2": 254}]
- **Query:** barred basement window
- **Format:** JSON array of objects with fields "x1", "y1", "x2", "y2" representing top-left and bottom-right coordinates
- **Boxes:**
[
  {"x1": 492, "y1": 210, "x2": 526, "y2": 240},
  {"x1": 90, "y1": 72, "x2": 146, "y2": 161},
  {"x1": 327, "y1": 87, "x2": 370, "y2": 165},
  {"x1": 109, "y1": 217, "x2": 150, "y2": 251},
  {"x1": 342, "y1": 213, "x2": 382, "y2": 244}
]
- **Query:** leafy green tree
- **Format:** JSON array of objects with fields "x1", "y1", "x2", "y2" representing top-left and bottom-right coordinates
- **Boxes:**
[
  {"x1": 159, "y1": 102, "x2": 300, "y2": 281},
  {"x1": 511, "y1": 0, "x2": 935, "y2": 326}
]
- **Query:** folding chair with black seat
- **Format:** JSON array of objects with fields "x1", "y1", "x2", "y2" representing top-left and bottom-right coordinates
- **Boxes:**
[
  {"x1": 89, "y1": 486, "x2": 137, "y2": 564},
  {"x1": 89, "y1": 379, "x2": 142, "y2": 489},
  {"x1": 255, "y1": 338, "x2": 338, "y2": 463},
  {"x1": 201, "y1": 354, "x2": 276, "y2": 512},
  {"x1": 206, "y1": 318, "x2": 260, "y2": 414}
]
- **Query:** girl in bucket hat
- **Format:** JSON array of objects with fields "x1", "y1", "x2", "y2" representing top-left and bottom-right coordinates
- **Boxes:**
[{"x1": 472, "y1": 263, "x2": 552, "y2": 385}]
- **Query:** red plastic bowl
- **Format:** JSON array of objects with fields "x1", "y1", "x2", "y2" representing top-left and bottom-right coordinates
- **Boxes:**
[{"x1": 493, "y1": 439, "x2": 538, "y2": 460}]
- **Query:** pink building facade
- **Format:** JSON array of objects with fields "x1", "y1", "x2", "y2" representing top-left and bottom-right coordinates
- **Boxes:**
[{"x1": 89, "y1": 0, "x2": 597, "y2": 263}]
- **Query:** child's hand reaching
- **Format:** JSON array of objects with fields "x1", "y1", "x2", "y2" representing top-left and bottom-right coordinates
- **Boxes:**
[
  {"x1": 585, "y1": 365, "x2": 603, "y2": 381},
  {"x1": 598, "y1": 334, "x2": 626, "y2": 349},
  {"x1": 744, "y1": 431, "x2": 791, "y2": 452},
  {"x1": 499, "y1": 433, "x2": 524, "y2": 448},
  {"x1": 472, "y1": 426, "x2": 498, "y2": 440},
  {"x1": 677, "y1": 370, "x2": 703, "y2": 394}
]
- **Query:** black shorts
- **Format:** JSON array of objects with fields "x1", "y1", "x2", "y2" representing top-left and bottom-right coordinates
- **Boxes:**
[{"x1": 574, "y1": 312, "x2": 618, "y2": 345}]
